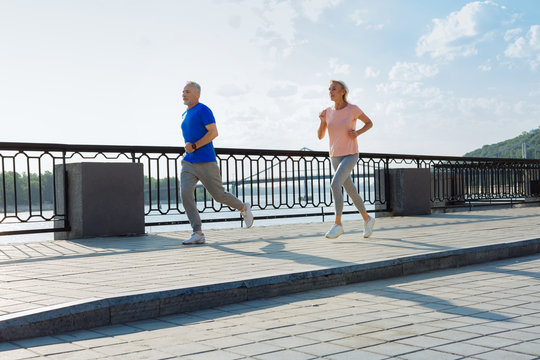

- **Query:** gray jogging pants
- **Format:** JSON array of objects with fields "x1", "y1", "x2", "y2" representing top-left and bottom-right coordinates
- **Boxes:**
[
  {"x1": 181, "y1": 160, "x2": 244, "y2": 232},
  {"x1": 330, "y1": 153, "x2": 367, "y2": 216}
]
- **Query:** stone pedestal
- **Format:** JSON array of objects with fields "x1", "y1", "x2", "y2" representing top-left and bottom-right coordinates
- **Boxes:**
[
  {"x1": 376, "y1": 168, "x2": 431, "y2": 216},
  {"x1": 55, "y1": 162, "x2": 145, "y2": 240}
]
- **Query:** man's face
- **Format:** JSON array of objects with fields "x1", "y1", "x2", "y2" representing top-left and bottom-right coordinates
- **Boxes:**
[{"x1": 182, "y1": 84, "x2": 200, "y2": 106}]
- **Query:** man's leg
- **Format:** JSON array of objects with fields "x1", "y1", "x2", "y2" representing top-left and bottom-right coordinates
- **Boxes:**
[
  {"x1": 198, "y1": 162, "x2": 245, "y2": 211},
  {"x1": 180, "y1": 161, "x2": 203, "y2": 233}
]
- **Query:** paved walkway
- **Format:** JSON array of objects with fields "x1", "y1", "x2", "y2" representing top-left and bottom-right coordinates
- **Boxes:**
[
  {"x1": 1, "y1": 206, "x2": 539, "y2": 316},
  {"x1": 2, "y1": 253, "x2": 540, "y2": 359},
  {"x1": 0, "y1": 206, "x2": 539, "y2": 343}
]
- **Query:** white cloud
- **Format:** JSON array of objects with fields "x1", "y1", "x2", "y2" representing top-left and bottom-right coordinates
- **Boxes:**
[
  {"x1": 416, "y1": 1, "x2": 507, "y2": 60},
  {"x1": 349, "y1": 9, "x2": 385, "y2": 30},
  {"x1": 388, "y1": 62, "x2": 439, "y2": 81},
  {"x1": 301, "y1": 0, "x2": 341, "y2": 22},
  {"x1": 250, "y1": 0, "x2": 299, "y2": 60},
  {"x1": 328, "y1": 57, "x2": 350, "y2": 75},
  {"x1": 267, "y1": 82, "x2": 298, "y2": 98},
  {"x1": 376, "y1": 81, "x2": 442, "y2": 98},
  {"x1": 479, "y1": 62, "x2": 492, "y2": 71},
  {"x1": 505, "y1": 37, "x2": 527, "y2": 58},
  {"x1": 349, "y1": 9, "x2": 367, "y2": 26},
  {"x1": 504, "y1": 25, "x2": 540, "y2": 69},
  {"x1": 531, "y1": 25, "x2": 540, "y2": 49},
  {"x1": 529, "y1": 88, "x2": 540, "y2": 97},
  {"x1": 365, "y1": 66, "x2": 380, "y2": 78},
  {"x1": 504, "y1": 27, "x2": 522, "y2": 41},
  {"x1": 217, "y1": 84, "x2": 251, "y2": 97}
]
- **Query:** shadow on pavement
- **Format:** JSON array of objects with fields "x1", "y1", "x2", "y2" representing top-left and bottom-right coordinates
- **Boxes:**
[{"x1": 7, "y1": 255, "x2": 537, "y2": 348}]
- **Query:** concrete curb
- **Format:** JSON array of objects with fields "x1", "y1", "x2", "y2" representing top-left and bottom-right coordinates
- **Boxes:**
[{"x1": 1, "y1": 238, "x2": 539, "y2": 342}]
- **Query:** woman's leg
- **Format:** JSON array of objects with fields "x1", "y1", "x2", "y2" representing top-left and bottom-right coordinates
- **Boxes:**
[{"x1": 331, "y1": 154, "x2": 369, "y2": 223}]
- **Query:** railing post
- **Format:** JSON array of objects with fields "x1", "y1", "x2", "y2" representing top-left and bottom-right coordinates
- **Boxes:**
[{"x1": 62, "y1": 150, "x2": 70, "y2": 233}]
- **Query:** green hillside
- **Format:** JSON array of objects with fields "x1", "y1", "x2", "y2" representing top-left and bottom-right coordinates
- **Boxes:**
[{"x1": 464, "y1": 127, "x2": 540, "y2": 159}]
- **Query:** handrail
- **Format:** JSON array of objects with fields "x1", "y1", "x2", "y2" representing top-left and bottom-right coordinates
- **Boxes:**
[
  {"x1": 0, "y1": 142, "x2": 539, "y2": 237},
  {"x1": 1, "y1": 142, "x2": 539, "y2": 163}
]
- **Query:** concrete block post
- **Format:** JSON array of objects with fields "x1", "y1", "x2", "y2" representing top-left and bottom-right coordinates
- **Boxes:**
[
  {"x1": 54, "y1": 162, "x2": 145, "y2": 240},
  {"x1": 375, "y1": 168, "x2": 431, "y2": 216},
  {"x1": 526, "y1": 179, "x2": 540, "y2": 202}
]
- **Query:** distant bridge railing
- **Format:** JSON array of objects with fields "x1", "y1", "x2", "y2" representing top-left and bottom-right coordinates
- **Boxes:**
[{"x1": 0, "y1": 142, "x2": 539, "y2": 236}]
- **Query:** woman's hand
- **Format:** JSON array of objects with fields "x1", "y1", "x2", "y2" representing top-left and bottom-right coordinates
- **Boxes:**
[
  {"x1": 348, "y1": 129, "x2": 359, "y2": 139},
  {"x1": 319, "y1": 109, "x2": 326, "y2": 121}
]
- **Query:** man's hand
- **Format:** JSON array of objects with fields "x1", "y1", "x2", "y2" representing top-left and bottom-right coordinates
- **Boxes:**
[{"x1": 185, "y1": 142, "x2": 195, "y2": 153}]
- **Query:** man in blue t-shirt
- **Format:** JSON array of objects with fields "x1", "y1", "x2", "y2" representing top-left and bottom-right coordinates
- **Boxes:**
[{"x1": 180, "y1": 81, "x2": 254, "y2": 244}]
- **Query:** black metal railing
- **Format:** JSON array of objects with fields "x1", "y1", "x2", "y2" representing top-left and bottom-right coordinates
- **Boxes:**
[{"x1": 1, "y1": 142, "x2": 539, "y2": 236}]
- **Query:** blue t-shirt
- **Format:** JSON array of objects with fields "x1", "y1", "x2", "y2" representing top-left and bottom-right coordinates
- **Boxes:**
[{"x1": 181, "y1": 103, "x2": 217, "y2": 163}]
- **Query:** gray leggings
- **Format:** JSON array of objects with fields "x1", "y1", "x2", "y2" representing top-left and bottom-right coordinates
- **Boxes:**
[
  {"x1": 330, "y1": 153, "x2": 367, "y2": 216},
  {"x1": 181, "y1": 160, "x2": 244, "y2": 232}
]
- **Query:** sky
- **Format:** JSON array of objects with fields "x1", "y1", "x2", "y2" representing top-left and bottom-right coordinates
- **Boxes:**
[{"x1": 1, "y1": 0, "x2": 539, "y2": 156}]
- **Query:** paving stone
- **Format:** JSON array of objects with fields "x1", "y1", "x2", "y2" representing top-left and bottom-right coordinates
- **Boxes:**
[
  {"x1": 397, "y1": 349, "x2": 462, "y2": 359},
  {"x1": 183, "y1": 349, "x2": 245, "y2": 360},
  {"x1": 0, "y1": 348, "x2": 41, "y2": 360},
  {"x1": 472, "y1": 349, "x2": 536, "y2": 360},
  {"x1": 328, "y1": 335, "x2": 385, "y2": 349},
  {"x1": 395, "y1": 334, "x2": 452, "y2": 348},
  {"x1": 91, "y1": 342, "x2": 150, "y2": 357},
  {"x1": 43, "y1": 349, "x2": 108, "y2": 360},
  {"x1": 254, "y1": 349, "x2": 315, "y2": 360},
  {"x1": 464, "y1": 335, "x2": 520, "y2": 349},
  {"x1": 433, "y1": 342, "x2": 494, "y2": 356},
  {"x1": 428, "y1": 328, "x2": 481, "y2": 341},
  {"x1": 261, "y1": 335, "x2": 317, "y2": 349},
  {"x1": 503, "y1": 341, "x2": 540, "y2": 356},
  {"x1": 226, "y1": 342, "x2": 283, "y2": 357},
  {"x1": 325, "y1": 349, "x2": 388, "y2": 359},
  {"x1": 360, "y1": 341, "x2": 422, "y2": 357},
  {"x1": 293, "y1": 342, "x2": 352, "y2": 357}
]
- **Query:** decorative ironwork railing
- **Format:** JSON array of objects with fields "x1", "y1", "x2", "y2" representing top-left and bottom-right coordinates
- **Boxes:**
[{"x1": 0, "y1": 142, "x2": 539, "y2": 236}]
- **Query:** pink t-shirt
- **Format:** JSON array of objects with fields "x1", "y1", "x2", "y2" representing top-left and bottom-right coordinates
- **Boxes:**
[{"x1": 324, "y1": 104, "x2": 364, "y2": 157}]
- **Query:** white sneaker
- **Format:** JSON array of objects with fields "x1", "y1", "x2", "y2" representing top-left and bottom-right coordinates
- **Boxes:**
[
  {"x1": 183, "y1": 232, "x2": 205, "y2": 245},
  {"x1": 241, "y1": 203, "x2": 254, "y2": 228},
  {"x1": 325, "y1": 224, "x2": 344, "y2": 239},
  {"x1": 364, "y1": 217, "x2": 375, "y2": 238}
]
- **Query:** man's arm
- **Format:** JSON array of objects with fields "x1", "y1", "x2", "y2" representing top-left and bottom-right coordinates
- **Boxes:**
[{"x1": 185, "y1": 123, "x2": 218, "y2": 153}]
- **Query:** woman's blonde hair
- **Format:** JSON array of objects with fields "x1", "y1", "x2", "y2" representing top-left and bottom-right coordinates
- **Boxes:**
[{"x1": 330, "y1": 80, "x2": 349, "y2": 102}]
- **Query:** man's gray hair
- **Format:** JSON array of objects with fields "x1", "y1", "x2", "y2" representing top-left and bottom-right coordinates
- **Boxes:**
[{"x1": 186, "y1": 81, "x2": 201, "y2": 93}]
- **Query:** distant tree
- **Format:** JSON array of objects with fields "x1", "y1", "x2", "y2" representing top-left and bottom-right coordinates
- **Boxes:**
[{"x1": 464, "y1": 127, "x2": 540, "y2": 159}]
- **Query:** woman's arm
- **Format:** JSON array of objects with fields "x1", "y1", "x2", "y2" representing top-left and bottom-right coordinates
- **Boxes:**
[
  {"x1": 348, "y1": 112, "x2": 373, "y2": 139},
  {"x1": 317, "y1": 109, "x2": 327, "y2": 140}
]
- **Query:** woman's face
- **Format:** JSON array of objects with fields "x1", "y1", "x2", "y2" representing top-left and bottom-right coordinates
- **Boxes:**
[{"x1": 329, "y1": 82, "x2": 345, "y2": 102}]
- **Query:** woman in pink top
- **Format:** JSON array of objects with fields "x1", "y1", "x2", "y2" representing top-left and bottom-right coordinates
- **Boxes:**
[{"x1": 317, "y1": 80, "x2": 376, "y2": 239}]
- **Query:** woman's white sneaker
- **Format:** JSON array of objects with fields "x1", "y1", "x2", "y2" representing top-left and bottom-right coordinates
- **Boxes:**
[
  {"x1": 325, "y1": 224, "x2": 344, "y2": 239},
  {"x1": 364, "y1": 217, "x2": 375, "y2": 238}
]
